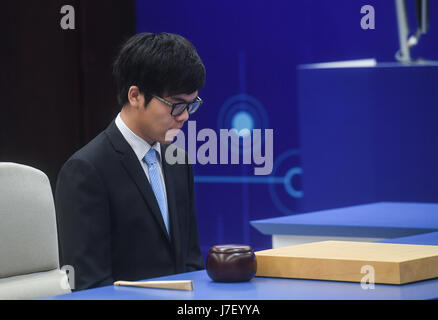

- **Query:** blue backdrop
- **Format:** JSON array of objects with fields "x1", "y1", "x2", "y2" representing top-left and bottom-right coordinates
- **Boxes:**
[{"x1": 136, "y1": 0, "x2": 438, "y2": 257}]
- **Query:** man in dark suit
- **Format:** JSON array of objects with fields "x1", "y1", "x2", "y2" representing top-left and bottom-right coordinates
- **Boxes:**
[{"x1": 55, "y1": 33, "x2": 206, "y2": 291}]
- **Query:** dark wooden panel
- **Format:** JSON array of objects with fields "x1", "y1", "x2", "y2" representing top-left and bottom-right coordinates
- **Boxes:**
[{"x1": 0, "y1": 0, "x2": 135, "y2": 191}]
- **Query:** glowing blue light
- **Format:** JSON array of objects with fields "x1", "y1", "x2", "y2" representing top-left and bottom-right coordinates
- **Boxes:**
[{"x1": 231, "y1": 111, "x2": 254, "y2": 137}]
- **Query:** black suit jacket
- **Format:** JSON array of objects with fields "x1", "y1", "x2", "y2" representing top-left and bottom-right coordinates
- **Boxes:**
[{"x1": 55, "y1": 120, "x2": 204, "y2": 291}]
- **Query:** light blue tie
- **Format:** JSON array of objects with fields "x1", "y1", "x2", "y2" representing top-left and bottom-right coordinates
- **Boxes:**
[{"x1": 143, "y1": 148, "x2": 169, "y2": 235}]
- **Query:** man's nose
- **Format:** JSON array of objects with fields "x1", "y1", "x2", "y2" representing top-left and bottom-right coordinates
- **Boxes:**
[{"x1": 174, "y1": 109, "x2": 189, "y2": 122}]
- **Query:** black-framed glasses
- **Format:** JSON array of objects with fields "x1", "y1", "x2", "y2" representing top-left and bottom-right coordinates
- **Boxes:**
[{"x1": 152, "y1": 95, "x2": 203, "y2": 116}]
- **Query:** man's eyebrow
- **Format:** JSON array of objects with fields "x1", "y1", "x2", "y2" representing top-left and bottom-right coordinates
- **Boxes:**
[{"x1": 169, "y1": 96, "x2": 192, "y2": 103}]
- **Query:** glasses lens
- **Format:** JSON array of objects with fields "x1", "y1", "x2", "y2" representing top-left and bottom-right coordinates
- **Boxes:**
[
  {"x1": 171, "y1": 97, "x2": 202, "y2": 116},
  {"x1": 188, "y1": 101, "x2": 201, "y2": 114},
  {"x1": 172, "y1": 103, "x2": 187, "y2": 116}
]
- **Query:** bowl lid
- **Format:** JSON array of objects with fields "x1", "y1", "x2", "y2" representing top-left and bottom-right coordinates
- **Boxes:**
[{"x1": 208, "y1": 244, "x2": 253, "y2": 254}]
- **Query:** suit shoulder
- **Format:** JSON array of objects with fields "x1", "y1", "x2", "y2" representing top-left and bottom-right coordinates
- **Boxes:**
[
  {"x1": 56, "y1": 131, "x2": 111, "y2": 189},
  {"x1": 66, "y1": 131, "x2": 111, "y2": 167}
]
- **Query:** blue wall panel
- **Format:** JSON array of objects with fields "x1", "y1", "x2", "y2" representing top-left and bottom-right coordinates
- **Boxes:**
[
  {"x1": 135, "y1": 0, "x2": 438, "y2": 257},
  {"x1": 298, "y1": 64, "x2": 438, "y2": 212}
]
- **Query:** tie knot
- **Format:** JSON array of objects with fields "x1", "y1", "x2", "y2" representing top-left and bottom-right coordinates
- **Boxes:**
[{"x1": 144, "y1": 148, "x2": 158, "y2": 166}]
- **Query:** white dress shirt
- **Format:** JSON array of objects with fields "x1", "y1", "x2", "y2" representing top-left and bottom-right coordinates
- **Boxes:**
[{"x1": 115, "y1": 113, "x2": 168, "y2": 209}]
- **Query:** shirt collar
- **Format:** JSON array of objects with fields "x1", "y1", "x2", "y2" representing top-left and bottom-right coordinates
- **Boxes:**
[{"x1": 115, "y1": 113, "x2": 162, "y2": 162}]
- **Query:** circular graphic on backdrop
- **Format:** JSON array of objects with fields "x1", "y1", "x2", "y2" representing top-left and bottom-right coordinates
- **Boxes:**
[
  {"x1": 231, "y1": 111, "x2": 253, "y2": 137},
  {"x1": 217, "y1": 94, "x2": 269, "y2": 156},
  {"x1": 268, "y1": 149, "x2": 303, "y2": 215}
]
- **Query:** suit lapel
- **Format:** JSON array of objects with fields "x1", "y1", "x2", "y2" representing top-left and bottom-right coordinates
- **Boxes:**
[
  {"x1": 105, "y1": 121, "x2": 171, "y2": 243},
  {"x1": 161, "y1": 144, "x2": 183, "y2": 270}
]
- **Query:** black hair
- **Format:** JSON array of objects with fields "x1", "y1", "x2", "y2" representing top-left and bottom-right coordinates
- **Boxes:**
[{"x1": 112, "y1": 32, "x2": 206, "y2": 107}]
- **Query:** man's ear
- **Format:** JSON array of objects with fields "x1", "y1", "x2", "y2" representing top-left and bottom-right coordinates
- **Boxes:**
[{"x1": 127, "y1": 86, "x2": 143, "y2": 108}]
